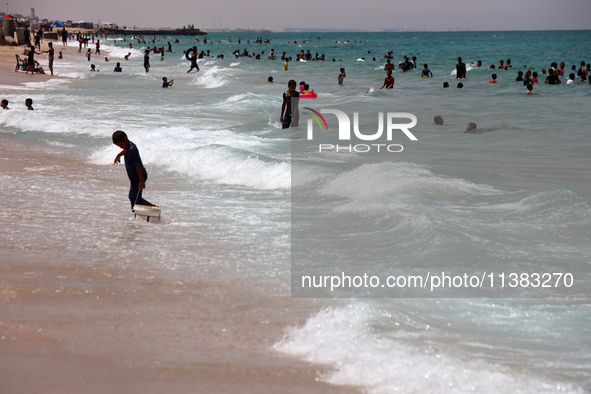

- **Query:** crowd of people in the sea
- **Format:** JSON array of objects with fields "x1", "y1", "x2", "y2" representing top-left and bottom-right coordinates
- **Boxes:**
[{"x1": 7, "y1": 30, "x2": 591, "y2": 119}]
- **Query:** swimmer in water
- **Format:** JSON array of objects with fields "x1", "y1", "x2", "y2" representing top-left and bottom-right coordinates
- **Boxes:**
[
  {"x1": 526, "y1": 84, "x2": 538, "y2": 94},
  {"x1": 434, "y1": 115, "x2": 443, "y2": 125},
  {"x1": 380, "y1": 69, "x2": 394, "y2": 89},
  {"x1": 466, "y1": 122, "x2": 477, "y2": 132}
]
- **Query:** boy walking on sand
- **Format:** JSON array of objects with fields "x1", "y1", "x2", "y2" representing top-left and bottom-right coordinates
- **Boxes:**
[{"x1": 112, "y1": 131, "x2": 157, "y2": 210}]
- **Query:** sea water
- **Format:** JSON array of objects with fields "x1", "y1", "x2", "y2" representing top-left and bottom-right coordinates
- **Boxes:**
[{"x1": 1, "y1": 30, "x2": 591, "y2": 392}]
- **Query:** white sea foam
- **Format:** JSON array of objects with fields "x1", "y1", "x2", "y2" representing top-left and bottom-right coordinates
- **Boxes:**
[
  {"x1": 275, "y1": 303, "x2": 585, "y2": 394},
  {"x1": 319, "y1": 162, "x2": 500, "y2": 209},
  {"x1": 189, "y1": 65, "x2": 227, "y2": 88},
  {"x1": 89, "y1": 126, "x2": 290, "y2": 190}
]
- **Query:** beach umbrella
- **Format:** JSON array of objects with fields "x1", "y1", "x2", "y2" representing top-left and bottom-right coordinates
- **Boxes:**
[
  {"x1": 3, "y1": 14, "x2": 11, "y2": 19},
  {"x1": 52, "y1": 21, "x2": 64, "y2": 27}
]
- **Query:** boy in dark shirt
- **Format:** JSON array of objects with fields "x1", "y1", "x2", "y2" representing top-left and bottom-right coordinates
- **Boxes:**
[
  {"x1": 112, "y1": 130, "x2": 157, "y2": 210},
  {"x1": 280, "y1": 80, "x2": 300, "y2": 129}
]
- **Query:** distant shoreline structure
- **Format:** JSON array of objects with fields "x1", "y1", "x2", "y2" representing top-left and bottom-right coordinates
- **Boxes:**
[{"x1": 95, "y1": 27, "x2": 207, "y2": 36}]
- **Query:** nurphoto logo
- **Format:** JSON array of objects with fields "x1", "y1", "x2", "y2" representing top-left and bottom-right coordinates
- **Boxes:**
[{"x1": 303, "y1": 108, "x2": 418, "y2": 153}]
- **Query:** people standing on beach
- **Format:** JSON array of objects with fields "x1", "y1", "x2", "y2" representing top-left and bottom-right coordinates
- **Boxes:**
[
  {"x1": 95, "y1": 40, "x2": 101, "y2": 55},
  {"x1": 112, "y1": 130, "x2": 157, "y2": 210},
  {"x1": 43, "y1": 42, "x2": 55, "y2": 76},
  {"x1": 86, "y1": 49, "x2": 91, "y2": 61},
  {"x1": 280, "y1": 80, "x2": 300, "y2": 129},
  {"x1": 61, "y1": 28, "x2": 68, "y2": 46},
  {"x1": 338, "y1": 68, "x2": 346, "y2": 85},
  {"x1": 25, "y1": 45, "x2": 39, "y2": 75},
  {"x1": 380, "y1": 69, "x2": 394, "y2": 89},
  {"x1": 283, "y1": 57, "x2": 289, "y2": 71},
  {"x1": 24, "y1": 26, "x2": 31, "y2": 47},
  {"x1": 1, "y1": 99, "x2": 9, "y2": 110},
  {"x1": 34, "y1": 31, "x2": 41, "y2": 51},
  {"x1": 456, "y1": 57, "x2": 466, "y2": 79},
  {"x1": 25, "y1": 98, "x2": 34, "y2": 110},
  {"x1": 144, "y1": 50, "x2": 150, "y2": 73}
]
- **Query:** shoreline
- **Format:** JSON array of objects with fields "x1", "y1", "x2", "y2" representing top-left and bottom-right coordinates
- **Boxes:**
[
  {"x1": 0, "y1": 41, "x2": 66, "y2": 86},
  {"x1": 0, "y1": 135, "x2": 357, "y2": 393}
]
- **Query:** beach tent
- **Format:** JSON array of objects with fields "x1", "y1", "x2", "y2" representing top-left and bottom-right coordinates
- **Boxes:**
[{"x1": 52, "y1": 21, "x2": 64, "y2": 27}]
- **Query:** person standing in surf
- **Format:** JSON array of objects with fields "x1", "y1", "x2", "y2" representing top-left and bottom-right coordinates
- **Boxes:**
[
  {"x1": 187, "y1": 46, "x2": 199, "y2": 73},
  {"x1": 338, "y1": 67, "x2": 346, "y2": 84},
  {"x1": 456, "y1": 57, "x2": 466, "y2": 79},
  {"x1": 112, "y1": 131, "x2": 157, "y2": 210},
  {"x1": 280, "y1": 80, "x2": 300, "y2": 129},
  {"x1": 42, "y1": 42, "x2": 55, "y2": 76},
  {"x1": 144, "y1": 50, "x2": 150, "y2": 73}
]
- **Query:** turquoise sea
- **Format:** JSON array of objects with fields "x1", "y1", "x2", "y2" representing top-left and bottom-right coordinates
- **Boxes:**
[{"x1": 1, "y1": 30, "x2": 591, "y2": 392}]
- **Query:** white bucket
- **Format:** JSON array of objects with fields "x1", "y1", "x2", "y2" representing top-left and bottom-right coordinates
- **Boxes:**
[{"x1": 132, "y1": 204, "x2": 161, "y2": 223}]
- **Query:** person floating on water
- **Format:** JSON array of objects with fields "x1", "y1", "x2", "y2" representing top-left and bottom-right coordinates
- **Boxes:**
[{"x1": 112, "y1": 130, "x2": 157, "y2": 210}]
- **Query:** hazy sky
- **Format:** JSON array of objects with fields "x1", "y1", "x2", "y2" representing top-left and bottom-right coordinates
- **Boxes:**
[{"x1": 11, "y1": 0, "x2": 591, "y2": 31}]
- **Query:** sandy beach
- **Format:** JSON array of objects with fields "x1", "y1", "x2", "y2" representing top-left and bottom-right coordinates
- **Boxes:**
[{"x1": 0, "y1": 42, "x2": 358, "y2": 393}]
